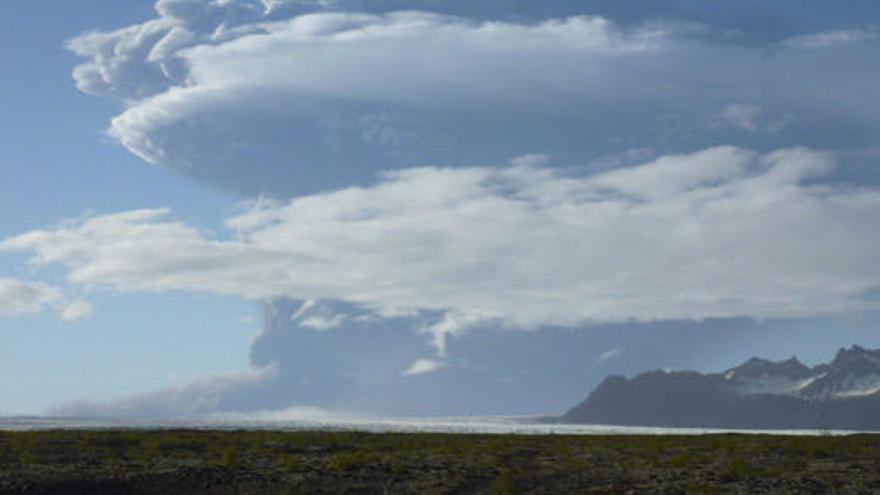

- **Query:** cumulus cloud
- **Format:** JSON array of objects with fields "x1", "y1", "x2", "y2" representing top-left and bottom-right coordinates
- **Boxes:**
[
  {"x1": 66, "y1": 3, "x2": 880, "y2": 195},
  {"x1": 5, "y1": 147, "x2": 880, "y2": 340}
]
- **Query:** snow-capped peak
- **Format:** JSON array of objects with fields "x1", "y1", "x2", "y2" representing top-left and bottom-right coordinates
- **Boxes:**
[{"x1": 720, "y1": 346, "x2": 880, "y2": 399}]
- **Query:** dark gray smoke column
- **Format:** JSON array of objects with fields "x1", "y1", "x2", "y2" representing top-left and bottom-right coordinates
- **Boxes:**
[
  {"x1": 247, "y1": 299, "x2": 442, "y2": 413},
  {"x1": 243, "y1": 300, "x2": 828, "y2": 417}
]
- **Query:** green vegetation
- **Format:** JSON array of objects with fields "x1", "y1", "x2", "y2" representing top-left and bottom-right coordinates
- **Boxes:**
[
  {"x1": 0, "y1": 430, "x2": 878, "y2": 493},
  {"x1": 221, "y1": 446, "x2": 238, "y2": 466},
  {"x1": 493, "y1": 467, "x2": 518, "y2": 495}
]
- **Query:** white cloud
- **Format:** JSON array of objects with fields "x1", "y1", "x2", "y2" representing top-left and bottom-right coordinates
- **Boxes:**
[
  {"x1": 598, "y1": 348, "x2": 621, "y2": 363},
  {"x1": 0, "y1": 278, "x2": 63, "y2": 317},
  {"x1": 4, "y1": 147, "x2": 880, "y2": 337},
  {"x1": 421, "y1": 310, "x2": 498, "y2": 357},
  {"x1": 784, "y1": 27, "x2": 878, "y2": 49},
  {"x1": 290, "y1": 299, "x2": 349, "y2": 330},
  {"x1": 174, "y1": 13, "x2": 657, "y2": 105},
  {"x1": 0, "y1": 278, "x2": 92, "y2": 322},
  {"x1": 589, "y1": 146, "x2": 753, "y2": 199},
  {"x1": 403, "y1": 358, "x2": 444, "y2": 376},
  {"x1": 61, "y1": 300, "x2": 94, "y2": 322},
  {"x1": 299, "y1": 315, "x2": 347, "y2": 330}
]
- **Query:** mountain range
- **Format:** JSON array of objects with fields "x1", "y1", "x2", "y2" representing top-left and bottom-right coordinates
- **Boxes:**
[{"x1": 563, "y1": 345, "x2": 880, "y2": 430}]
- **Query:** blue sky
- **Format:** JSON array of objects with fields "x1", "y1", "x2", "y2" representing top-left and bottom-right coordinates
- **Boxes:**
[
  {"x1": 1, "y1": 0, "x2": 880, "y2": 417},
  {"x1": 0, "y1": 1, "x2": 258, "y2": 414}
]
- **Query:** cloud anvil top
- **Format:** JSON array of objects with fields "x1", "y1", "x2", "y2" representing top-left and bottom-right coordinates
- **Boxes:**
[{"x1": 65, "y1": 2, "x2": 880, "y2": 195}]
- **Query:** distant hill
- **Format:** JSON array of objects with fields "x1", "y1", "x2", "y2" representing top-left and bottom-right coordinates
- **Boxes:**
[{"x1": 563, "y1": 345, "x2": 880, "y2": 430}]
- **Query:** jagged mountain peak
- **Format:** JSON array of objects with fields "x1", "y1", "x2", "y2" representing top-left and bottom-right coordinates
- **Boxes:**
[
  {"x1": 563, "y1": 345, "x2": 880, "y2": 430},
  {"x1": 831, "y1": 345, "x2": 880, "y2": 367},
  {"x1": 723, "y1": 355, "x2": 812, "y2": 381},
  {"x1": 797, "y1": 345, "x2": 880, "y2": 399}
]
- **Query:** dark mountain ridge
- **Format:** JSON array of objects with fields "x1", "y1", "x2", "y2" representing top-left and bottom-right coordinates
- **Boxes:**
[{"x1": 563, "y1": 345, "x2": 880, "y2": 430}]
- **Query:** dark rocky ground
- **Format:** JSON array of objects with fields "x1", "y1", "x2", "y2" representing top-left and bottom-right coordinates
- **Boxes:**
[{"x1": 1, "y1": 429, "x2": 879, "y2": 493}]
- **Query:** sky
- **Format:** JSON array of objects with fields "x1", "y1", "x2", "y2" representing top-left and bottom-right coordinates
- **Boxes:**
[{"x1": 1, "y1": 0, "x2": 880, "y2": 418}]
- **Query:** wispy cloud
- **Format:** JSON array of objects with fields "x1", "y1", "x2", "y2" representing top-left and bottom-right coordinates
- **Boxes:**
[
  {"x1": 0, "y1": 278, "x2": 63, "y2": 316},
  {"x1": 598, "y1": 349, "x2": 622, "y2": 363},
  {"x1": 0, "y1": 278, "x2": 91, "y2": 322},
  {"x1": 715, "y1": 103, "x2": 763, "y2": 132},
  {"x1": 403, "y1": 358, "x2": 445, "y2": 376},
  {"x1": 784, "y1": 27, "x2": 878, "y2": 48},
  {"x1": 290, "y1": 299, "x2": 350, "y2": 331}
]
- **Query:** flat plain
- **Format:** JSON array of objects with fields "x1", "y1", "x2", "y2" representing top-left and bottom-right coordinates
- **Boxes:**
[{"x1": 0, "y1": 429, "x2": 878, "y2": 494}]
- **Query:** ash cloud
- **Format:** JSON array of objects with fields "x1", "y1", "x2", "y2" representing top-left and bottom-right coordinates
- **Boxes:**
[
  {"x1": 35, "y1": 0, "x2": 880, "y2": 417},
  {"x1": 51, "y1": 300, "x2": 880, "y2": 418},
  {"x1": 67, "y1": 1, "x2": 880, "y2": 196}
]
